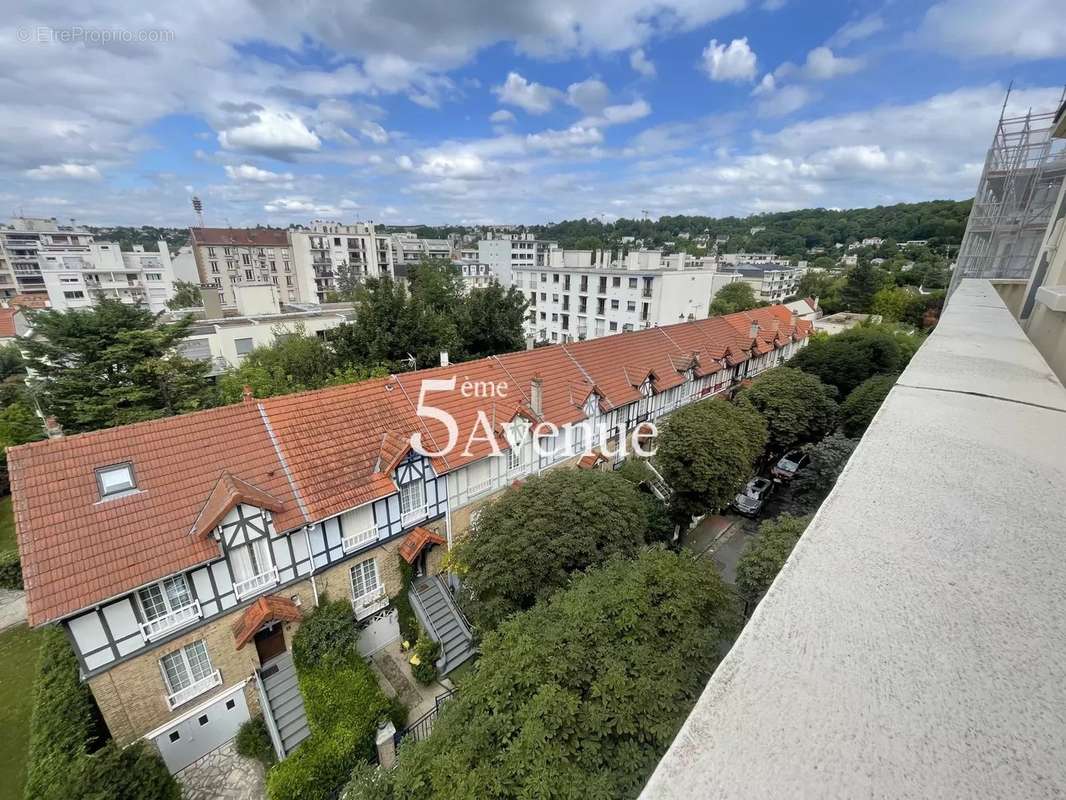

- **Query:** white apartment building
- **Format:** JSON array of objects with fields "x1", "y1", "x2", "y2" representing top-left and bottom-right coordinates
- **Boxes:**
[
  {"x1": 290, "y1": 221, "x2": 393, "y2": 303},
  {"x1": 40, "y1": 241, "x2": 177, "y2": 313},
  {"x1": 0, "y1": 217, "x2": 98, "y2": 297},
  {"x1": 733, "y1": 263, "x2": 802, "y2": 303},
  {"x1": 478, "y1": 232, "x2": 558, "y2": 286},
  {"x1": 514, "y1": 249, "x2": 737, "y2": 343},
  {"x1": 190, "y1": 228, "x2": 296, "y2": 305},
  {"x1": 390, "y1": 233, "x2": 452, "y2": 278},
  {"x1": 172, "y1": 283, "x2": 355, "y2": 374},
  {"x1": 719, "y1": 251, "x2": 779, "y2": 266}
]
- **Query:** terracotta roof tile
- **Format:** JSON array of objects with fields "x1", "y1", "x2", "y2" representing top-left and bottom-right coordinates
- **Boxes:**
[
  {"x1": 190, "y1": 473, "x2": 286, "y2": 539},
  {"x1": 398, "y1": 526, "x2": 446, "y2": 564},
  {"x1": 232, "y1": 595, "x2": 302, "y2": 649},
  {"x1": 0, "y1": 308, "x2": 19, "y2": 338},
  {"x1": 190, "y1": 227, "x2": 290, "y2": 248}
]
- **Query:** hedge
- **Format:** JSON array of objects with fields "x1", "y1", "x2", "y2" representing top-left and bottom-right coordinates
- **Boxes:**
[
  {"x1": 235, "y1": 716, "x2": 277, "y2": 768},
  {"x1": 0, "y1": 547, "x2": 22, "y2": 589},
  {"x1": 267, "y1": 600, "x2": 392, "y2": 800},
  {"x1": 24, "y1": 628, "x2": 177, "y2": 800}
]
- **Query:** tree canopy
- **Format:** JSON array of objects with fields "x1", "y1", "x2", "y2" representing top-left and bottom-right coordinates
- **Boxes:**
[
  {"x1": 709, "y1": 281, "x2": 763, "y2": 316},
  {"x1": 735, "y1": 366, "x2": 837, "y2": 453},
  {"x1": 787, "y1": 433, "x2": 858, "y2": 515},
  {"x1": 789, "y1": 325, "x2": 920, "y2": 397},
  {"x1": 166, "y1": 281, "x2": 202, "y2": 310},
  {"x1": 357, "y1": 549, "x2": 740, "y2": 800},
  {"x1": 655, "y1": 399, "x2": 767, "y2": 521},
  {"x1": 840, "y1": 373, "x2": 898, "y2": 438},
  {"x1": 453, "y1": 468, "x2": 654, "y2": 629},
  {"x1": 735, "y1": 514, "x2": 808, "y2": 606},
  {"x1": 22, "y1": 299, "x2": 215, "y2": 433}
]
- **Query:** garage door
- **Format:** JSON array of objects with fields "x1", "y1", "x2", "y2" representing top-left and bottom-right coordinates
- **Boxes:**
[
  {"x1": 154, "y1": 685, "x2": 250, "y2": 773},
  {"x1": 357, "y1": 607, "x2": 400, "y2": 657}
]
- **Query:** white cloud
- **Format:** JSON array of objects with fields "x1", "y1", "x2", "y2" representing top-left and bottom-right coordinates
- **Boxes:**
[
  {"x1": 580, "y1": 100, "x2": 652, "y2": 128},
  {"x1": 752, "y1": 73, "x2": 775, "y2": 96},
  {"x1": 918, "y1": 0, "x2": 1066, "y2": 59},
  {"x1": 567, "y1": 78, "x2": 611, "y2": 114},
  {"x1": 218, "y1": 110, "x2": 322, "y2": 158},
  {"x1": 629, "y1": 48, "x2": 656, "y2": 78},
  {"x1": 25, "y1": 163, "x2": 101, "y2": 181},
  {"x1": 263, "y1": 196, "x2": 341, "y2": 215},
  {"x1": 701, "y1": 38, "x2": 758, "y2": 83},
  {"x1": 525, "y1": 126, "x2": 604, "y2": 153},
  {"x1": 489, "y1": 109, "x2": 517, "y2": 124},
  {"x1": 224, "y1": 164, "x2": 294, "y2": 182},
  {"x1": 359, "y1": 122, "x2": 390, "y2": 144},
  {"x1": 493, "y1": 72, "x2": 563, "y2": 114},
  {"x1": 757, "y1": 85, "x2": 812, "y2": 117},
  {"x1": 829, "y1": 14, "x2": 885, "y2": 48},
  {"x1": 801, "y1": 47, "x2": 863, "y2": 80}
]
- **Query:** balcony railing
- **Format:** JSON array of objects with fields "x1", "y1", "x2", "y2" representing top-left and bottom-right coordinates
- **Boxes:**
[
  {"x1": 467, "y1": 478, "x2": 493, "y2": 498},
  {"x1": 166, "y1": 669, "x2": 222, "y2": 710},
  {"x1": 401, "y1": 504, "x2": 428, "y2": 528},
  {"x1": 352, "y1": 587, "x2": 389, "y2": 620},
  {"x1": 140, "y1": 601, "x2": 202, "y2": 642},
  {"x1": 342, "y1": 525, "x2": 378, "y2": 553},
  {"x1": 233, "y1": 566, "x2": 279, "y2": 600}
]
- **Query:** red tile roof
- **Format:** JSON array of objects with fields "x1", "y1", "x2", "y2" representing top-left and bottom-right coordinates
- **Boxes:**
[
  {"x1": 0, "y1": 308, "x2": 19, "y2": 338},
  {"x1": 8, "y1": 307, "x2": 812, "y2": 625},
  {"x1": 9, "y1": 294, "x2": 48, "y2": 309},
  {"x1": 232, "y1": 595, "x2": 302, "y2": 649},
  {"x1": 398, "y1": 526, "x2": 446, "y2": 564},
  {"x1": 189, "y1": 227, "x2": 290, "y2": 248}
]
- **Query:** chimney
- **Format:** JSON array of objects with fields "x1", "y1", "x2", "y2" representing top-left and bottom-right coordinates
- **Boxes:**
[
  {"x1": 749, "y1": 321, "x2": 759, "y2": 338},
  {"x1": 242, "y1": 385, "x2": 254, "y2": 403},
  {"x1": 812, "y1": 295, "x2": 820, "y2": 310},
  {"x1": 525, "y1": 335, "x2": 535, "y2": 351},
  {"x1": 530, "y1": 376, "x2": 543, "y2": 416},
  {"x1": 44, "y1": 416, "x2": 63, "y2": 439},
  {"x1": 440, "y1": 351, "x2": 449, "y2": 367}
]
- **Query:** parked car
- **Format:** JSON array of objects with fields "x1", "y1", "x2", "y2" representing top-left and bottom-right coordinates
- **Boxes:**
[
  {"x1": 733, "y1": 476, "x2": 774, "y2": 516},
  {"x1": 771, "y1": 450, "x2": 810, "y2": 481}
]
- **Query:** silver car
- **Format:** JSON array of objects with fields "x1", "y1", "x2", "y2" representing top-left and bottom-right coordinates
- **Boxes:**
[{"x1": 733, "y1": 477, "x2": 773, "y2": 516}]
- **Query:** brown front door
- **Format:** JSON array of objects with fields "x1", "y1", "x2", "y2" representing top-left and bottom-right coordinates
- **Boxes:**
[{"x1": 254, "y1": 622, "x2": 286, "y2": 664}]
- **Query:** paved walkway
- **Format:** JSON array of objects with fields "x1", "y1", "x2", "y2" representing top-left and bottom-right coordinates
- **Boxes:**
[
  {"x1": 0, "y1": 589, "x2": 26, "y2": 631},
  {"x1": 371, "y1": 639, "x2": 451, "y2": 721},
  {"x1": 176, "y1": 741, "x2": 265, "y2": 800}
]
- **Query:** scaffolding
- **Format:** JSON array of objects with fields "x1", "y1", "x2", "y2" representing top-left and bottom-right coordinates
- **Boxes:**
[{"x1": 950, "y1": 87, "x2": 1066, "y2": 293}]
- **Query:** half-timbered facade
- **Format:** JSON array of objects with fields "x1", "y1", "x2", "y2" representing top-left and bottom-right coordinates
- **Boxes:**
[{"x1": 9, "y1": 304, "x2": 812, "y2": 772}]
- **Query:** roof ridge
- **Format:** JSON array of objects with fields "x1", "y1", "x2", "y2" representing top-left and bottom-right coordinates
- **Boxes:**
[{"x1": 257, "y1": 402, "x2": 310, "y2": 523}]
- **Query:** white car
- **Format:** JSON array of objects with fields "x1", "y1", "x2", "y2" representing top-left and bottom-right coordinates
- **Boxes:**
[{"x1": 733, "y1": 477, "x2": 773, "y2": 517}]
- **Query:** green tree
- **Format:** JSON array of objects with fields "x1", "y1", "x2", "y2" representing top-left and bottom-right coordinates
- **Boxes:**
[
  {"x1": 407, "y1": 258, "x2": 465, "y2": 316},
  {"x1": 165, "y1": 280, "x2": 202, "y2": 310},
  {"x1": 22, "y1": 300, "x2": 215, "y2": 433},
  {"x1": 735, "y1": 366, "x2": 837, "y2": 453},
  {"x1": 0, "y1": 341, "x2": 25, "y2": 381},
  {"x1": 735, "y1": 514, "x2": 808, "y2": 606},
  {"x1": 656, "y1": 399, "x2": 768, "y2": 521},
  {"x1": 457, "y1": 281, "x2": 529, "y2": 359},
  {"x1": 840, "y1": 373, "x2": 898, "y2": 438},
  {"x1": 368, "y1": 549, "x2": 740, "y2": 800},
  {"x1": 839, "y1": 263, "x2": 888, "y2": 312},
  {"x1": 790, "y1": 325, "x2": 918, "y2": 396},
  {"x1": 218, "y1": 324, "x2": 337, "y2": 402},
  {"x1": 787, "y1": 433, "x2": 858, "y2": 515},
  {"x1": 709, "y1": 281, "x2": 763, "y2": 316},
  {"x1": 453, "y1": 469, "x2": 653, "y2": 629},
  {"x1": 0, "y1": 402, "x2": 45, "y2": 493}
]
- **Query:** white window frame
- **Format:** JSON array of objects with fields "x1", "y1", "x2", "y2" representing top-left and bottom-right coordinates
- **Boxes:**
[
  {"x1": 97, "y1": 463, "x2": 135, "y2": 497},
  {"x1": 350, "y1": 558, "x2": 387, "y2": 619},
  {"x1": 138, "y1": 574, "x2": 202, "y2": 641},
  {"x1": 399, "y1": 477, "x2": 427, "y2": 525},
  {"x1": 230, "y1": 537, "x2": 278, "y2": 599},
  {"x1": 160, "y1": 640, "x2": 221, "y2": 709}
]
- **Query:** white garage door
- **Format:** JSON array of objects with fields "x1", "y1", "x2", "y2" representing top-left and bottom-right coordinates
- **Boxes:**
[
  {"x1": 357, "y1": 607, "x2": 401, "y2": 657},
  {"x1": 154, "y1": 685, "x2": 250, "y2": 773}
]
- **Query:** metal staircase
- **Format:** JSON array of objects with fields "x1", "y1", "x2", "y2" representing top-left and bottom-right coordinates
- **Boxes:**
[
  {"x1": 258, "y1": 652, "x2": 310, "y2": 757},
  {"x1": 645, "y1": 461, "x2": 672, "y2": 501},
  {"x1": 409, "y1": 575, "x2": 475, "y2": 674}
]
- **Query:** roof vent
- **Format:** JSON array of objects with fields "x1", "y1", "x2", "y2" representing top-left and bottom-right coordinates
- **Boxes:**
[
  {"x1": 242, "y1": 385, "x2": 254, "y2": 403},
  {"x1": 530, "y1": 376, "x2": 543, "y2": 416},
  {"x1": 749, "y1": 321, "x2": 759, "y2": 338},
  {"x1": 45, "y1": 416, "x2": 63, "y2": 439}
]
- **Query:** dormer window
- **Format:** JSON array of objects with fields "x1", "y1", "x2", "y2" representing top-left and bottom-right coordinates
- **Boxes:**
[{"x1": 97, "y1": 463, "x2": 135, "y2": 497}]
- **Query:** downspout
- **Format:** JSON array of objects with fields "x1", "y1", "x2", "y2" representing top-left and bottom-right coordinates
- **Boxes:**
[{"x1": 303, "y1": 526, "x2": 320, "y2": 607}]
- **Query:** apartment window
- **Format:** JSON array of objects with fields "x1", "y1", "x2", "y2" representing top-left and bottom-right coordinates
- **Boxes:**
[
  {"x1": 334, "y1": 237, "x2": 342, "y2": 246},
  {"x1": 562, "y1": 296, "x2": 570, "y2": 310},
  {"x1": 551, "y1": 313, "x2": 559, "y2": 322},
  {"x1": 551, "y1": 332, "x2": 558, "y2": 341},
  {"x1": 350, "y1": 558, "x2": 380, "y2": 601},
  {"x1": 552, "y1": 274, "x2": 559, "y2": 284},
  {"x1": 540, "y1": 273, "x2": 547, "y2": 283},
  {"x1": 540, "y1": 312, "x2": 546, "y2": 320},
  {"x1": 208, "y1": 247, "x2": 216, "y2": 257},
  {"x1": 160, "y1": 641, "x2": 214, "y2": 702},
  {"x1": 597, "y1": 298, "x2": 606, "y2": 315},
  {"x1": 286, "y1": 277, "x2": 293, "y2": 286},
  {"x1": 627, "y1": 301, "x2": 636, "y2": 312},
  {"x1": 235, "y1": 338, "x2": 255, "y2": 358},
  {"x1": 97, "y1": 463, "x2": 135, "y2": 497},
  {"x1": 610, "y1": 321, "x2": 618, "y2": 331},
  {"x1": 628, "y1": 278, "x2": 638, "y2": 289},
  {"x1": 529, "y1": 292, "x2": 536, "y2": 306},
  {"x1": 552, "y1": 293, "x2": 559, "y2": 303},
  {"x1": 598, "y1": 277, "x2": 607, "y2": 294},
  {"x1": 540, "y1": 292, "x2": 546, "y2": 301},
  {"x1": 641, "y1": 302, "x2": 650, "y2": 321},
  {"x1": 230, "y1": 536, "x2": 273, "y2": 587},
  {"x1": 399, "y1": 476, "x2": 426, "y2": 516},
  {"x1": 612, "y1": 277, "x2": 621, "y2": 288},
  {"x1": 242, "y1": 254, "x2": 251, "y2": 265},
  {"x1": 611, "y1": 299, "x2": 619, "y2": 310},
  {"x1": 210, "y1": 261, "x2": 219, "y2": 274},
  {"x1": 580, "y1": 275, "x2": 588, "y2": 292},
  {"x1": 507, "y1": 446, "x2": 522, "y2": 472},
  {"x1": 63, "y1": 291, "x2": 85, "y2": 299},
  {"x1": 244, "y1": 269, "x2": 254, "y2": 280},
  {"x1": 563, "y1": 275, "x2": 571, "y2": 290},
  {"x1": 579, "y1": 296, "x2": 587, "y2": 313},
  {"x1": 561, "y1": 314, "x2": 569, "y2": 330}
]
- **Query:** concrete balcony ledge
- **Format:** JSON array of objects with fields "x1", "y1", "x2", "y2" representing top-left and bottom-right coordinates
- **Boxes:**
[{"x1": 640, "y1": 279, "x2": 1066, "y2": 799}]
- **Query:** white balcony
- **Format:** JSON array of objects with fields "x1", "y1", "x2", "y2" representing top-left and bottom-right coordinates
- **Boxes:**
[
  {"x1": 352, "y1": 587, "x2": 389, "y2": 620},
  {"x1": 140, "y1": 601, "x2": 202, "y2": 642},
  {"x1": 400, "y1": 504, "x2": 428, "y2": 528},
  {"x1": 166, "y1": 669, "x2": 222, "y2": 710},
  {"x1": 342, "y1": 525, "x2": 378, "y2": 553},
  {"x1": 233, "y1": 566, "x2": 279, "y2": 600},
  {"x1": 467, "y1": 478, "x2": 493, "y2": 498}
]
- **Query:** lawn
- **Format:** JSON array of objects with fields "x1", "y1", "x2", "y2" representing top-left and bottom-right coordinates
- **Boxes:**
[
  {"x1": 0, "y1": 495, "x2": 14, "y2": 552},
  {"x1": 0, "y1": 624, "x2": 44, "y2": 800}
]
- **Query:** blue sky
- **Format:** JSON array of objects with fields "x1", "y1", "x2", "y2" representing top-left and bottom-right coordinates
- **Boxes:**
[{"x1": 1, "y1": 0, "x2": 1064, "y2": 226}]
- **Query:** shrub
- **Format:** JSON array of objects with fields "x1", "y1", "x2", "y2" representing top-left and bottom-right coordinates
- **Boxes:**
[
  {"x1": 343, "y1": 760, "x2": 395, "y2": 800},
  {"x1": 394, "y1": 558, "x2": 419, "y2": 646},
  {"x1": 409, "y1": 636, "x2": 440, "y2": 685},
  {"x1": 0, "y1": 548, "x2": 22, "y2": 589},
  {"x1": 269, "y1": 600, "x2": 393, "y2": 800},
  {"x1": 735, "y1": 514, "x2": 809, "y2": 606},
  {"x1": 235, "y1": 716, "x2": 277, "y2": 767},
  {"x1": 60, "y1": 741, "x2": 179, "y2": 800},
  {"x1": 840, "y1": 373, "x2": 898, "y2": 438}
]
